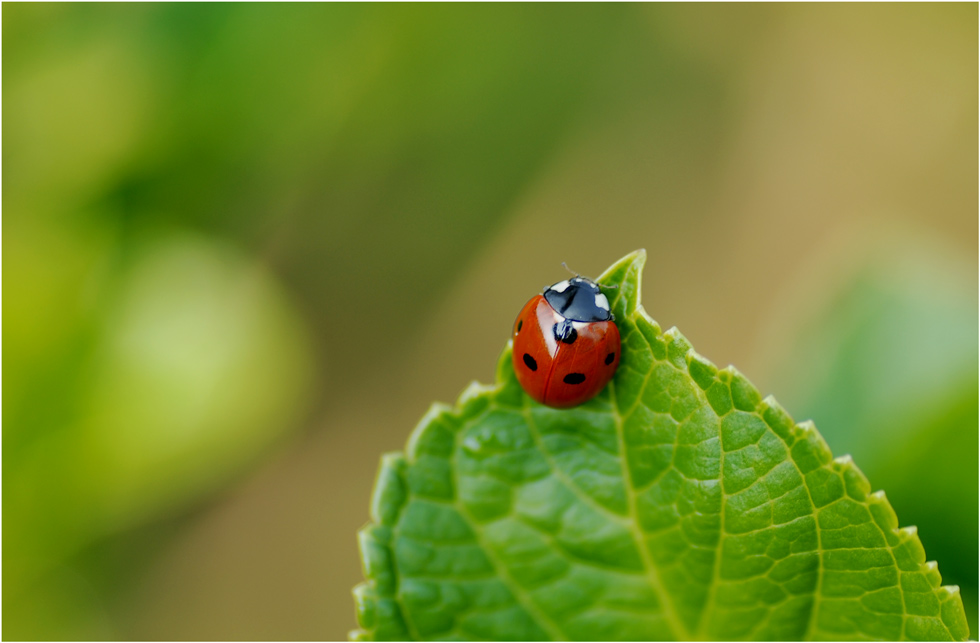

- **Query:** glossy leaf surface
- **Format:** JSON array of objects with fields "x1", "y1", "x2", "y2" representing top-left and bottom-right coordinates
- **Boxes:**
[{"x1": 353, "y1": 250, "x2": 968, "y2": 641}]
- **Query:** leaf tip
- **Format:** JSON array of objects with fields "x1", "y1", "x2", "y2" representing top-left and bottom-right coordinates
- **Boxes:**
[
  {"x1": 610, "y1": 247, "x2": 647, "y2": 270},
  {"x1": 595, "y1": 249, "x2": 647, "y2": 319},
  {"x1": 597, "y1": 248, "x2": 646, "y2": 281}
]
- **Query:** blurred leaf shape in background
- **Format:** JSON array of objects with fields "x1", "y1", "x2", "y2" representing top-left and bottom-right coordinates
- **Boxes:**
[
  {"x1": 4, "y1": 231, "x2": 315, "y2": 639},
  {"x1": 354, "y1": 251, "x2": 969, "y2": 641},
  {"x1": 4, "y1": 4, "x2": 634, "y2": 637},
  {"x1": 752, "y1": 225, "x2": 979, "y2": 635}
]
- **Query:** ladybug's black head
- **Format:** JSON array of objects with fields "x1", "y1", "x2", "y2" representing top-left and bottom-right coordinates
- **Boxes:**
[{"x1": 544, "y1": 277, "x2": 613, "y2": 322}]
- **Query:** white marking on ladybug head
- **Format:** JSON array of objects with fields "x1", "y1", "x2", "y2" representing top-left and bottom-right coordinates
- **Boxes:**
[
  {"x1": 550, "y1": 280, "x2": 570, "y2": 293},
  {"x1": 595, "y1": 293, "x2": 610, "y2": 311}
]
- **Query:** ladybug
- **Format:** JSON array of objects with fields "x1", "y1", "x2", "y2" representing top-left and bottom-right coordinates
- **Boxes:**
[{"x1": 512, "y1": 275, "x2": 621, "y2": 408}]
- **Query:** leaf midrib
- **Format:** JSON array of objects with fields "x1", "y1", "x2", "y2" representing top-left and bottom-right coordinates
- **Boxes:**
[
  {"x1": 605, "y1": 283, "x2": 690, "y2": 641},
  {"x1": 367, "y1": 250, "x2": 968, "y2": 642},
  {"x1": 609, "y1": 376, "x2": 690, "y2": 641}
]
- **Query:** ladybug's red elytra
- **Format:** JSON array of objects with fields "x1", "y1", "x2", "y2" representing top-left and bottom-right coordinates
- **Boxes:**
[{"x1": 512, "y1": 276, "x2": 621, "y2": 408}]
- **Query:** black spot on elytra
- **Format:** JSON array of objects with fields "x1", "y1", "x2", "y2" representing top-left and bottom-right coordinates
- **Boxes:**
[
  {"x1": 523, "y1": 353, "x2": 537, "y2": 371},
  {"x1": 563, "y1": 373, "x2": 586, "y2": 385},
  {"x1": 553, "y1": 320, "x2": 577, "y2": 344},
  {"x1": 516, "y1": 319, "x2": 523, "y2": 333},
  {"x1": 605, "y1": 352, "x2": 616, "y2": 365}
]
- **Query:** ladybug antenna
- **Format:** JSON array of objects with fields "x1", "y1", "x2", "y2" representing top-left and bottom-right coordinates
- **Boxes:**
[
  {"x1": 560, "y1": 261, "x2": 580, "y2": 277},
  {"x1": 600, "y1": 282, "x2": 619, "y2": 291}
]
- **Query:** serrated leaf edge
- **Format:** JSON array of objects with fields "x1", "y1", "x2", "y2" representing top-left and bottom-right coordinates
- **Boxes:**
[{"x1": 352, "y1": 250, "x2": 967, "y2": 641}]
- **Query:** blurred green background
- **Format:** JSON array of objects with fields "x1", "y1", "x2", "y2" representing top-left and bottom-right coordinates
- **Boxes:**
[{"x1": 3, "y1": 4, "x2": 976, "y2": 640}]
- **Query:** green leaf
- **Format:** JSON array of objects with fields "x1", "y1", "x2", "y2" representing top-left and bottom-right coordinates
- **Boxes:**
[
  {"x1": 752, "y1": 236, "x2": 978, "y2": 632},
  {"x1": 352, "y1": 250, "x2": 969, "y2": 641}
]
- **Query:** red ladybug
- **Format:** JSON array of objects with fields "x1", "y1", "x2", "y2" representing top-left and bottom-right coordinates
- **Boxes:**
[{"x1": 512, "y1": 276, "x2": 621, "y2": 408}]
